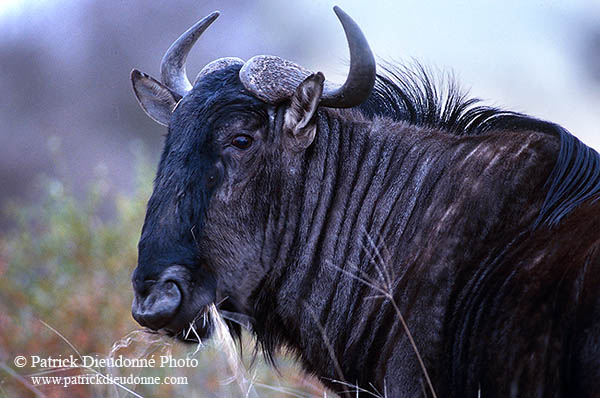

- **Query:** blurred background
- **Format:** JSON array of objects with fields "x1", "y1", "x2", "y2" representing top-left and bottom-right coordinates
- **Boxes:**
[{"x1": 0, "y1": 0, "x2": 598, "y2": 397}]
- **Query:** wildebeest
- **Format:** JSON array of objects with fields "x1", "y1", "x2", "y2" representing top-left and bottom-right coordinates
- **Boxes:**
[{"x1": 129, "y1": 7, "x2": 600, "y2": 397}]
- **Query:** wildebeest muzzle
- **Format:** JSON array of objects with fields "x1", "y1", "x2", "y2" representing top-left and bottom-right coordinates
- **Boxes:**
[{"x1": 131, "y1": 265, "x2": 216, "y2": 340}]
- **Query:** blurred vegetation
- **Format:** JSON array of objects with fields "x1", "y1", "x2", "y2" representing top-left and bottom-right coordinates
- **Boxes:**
[{"x1": 0, "y1": 153, "x2": 325, "y2": 398}]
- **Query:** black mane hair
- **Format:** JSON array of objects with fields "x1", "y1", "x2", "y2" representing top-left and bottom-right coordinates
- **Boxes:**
[{"x1": 358, "y1": 62, "x2": 600, "y2": 228}]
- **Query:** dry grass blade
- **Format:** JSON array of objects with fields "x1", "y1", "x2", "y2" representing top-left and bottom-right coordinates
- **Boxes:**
[
  {"x1": 220, "y1": 310, "x2": 254, "y2": 331},
  {"x1": 326, "y1": 378, "x2": 384, "y2": 398},
  {"x1": 39, "y1": 320, "x2": 82, "y2": 359},
  {"x1": 326, "y1": 231, "x2": 439, "y2": 398},
  {"x1": 109, "y1": 329, "x2": 171, "y2": 360},
  {"x1": 304, "y1": 305, "x2": 349, "y2": 398},
  {"x1": 208, "y1": 304, "x2": 260, "y2": 398}
]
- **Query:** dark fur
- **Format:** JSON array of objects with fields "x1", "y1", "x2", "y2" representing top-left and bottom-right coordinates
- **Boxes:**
[{"x1": 133, "y1": 62, "x2": 600, "y2": 397}]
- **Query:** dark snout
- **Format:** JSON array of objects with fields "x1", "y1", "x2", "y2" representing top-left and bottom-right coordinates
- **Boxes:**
[
  {"x1": 131, "y1": 264, "x2": 217, "y2": 339},
  {"x1": 132, "y1": 278, "x2": 181, "y2": 330},
  {"x1": 131, "y1": 265, "x2": 189, "y2": 331}
]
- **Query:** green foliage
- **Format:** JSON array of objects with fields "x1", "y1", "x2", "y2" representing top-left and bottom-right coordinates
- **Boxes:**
[{"x1": 0, "y1": 157, "x2": 324, "y2": 397}]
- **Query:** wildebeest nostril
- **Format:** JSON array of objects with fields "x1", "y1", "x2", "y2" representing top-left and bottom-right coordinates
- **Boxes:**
[{"x1": 131, "y1": 280, "x2": 182, "y2": 330}]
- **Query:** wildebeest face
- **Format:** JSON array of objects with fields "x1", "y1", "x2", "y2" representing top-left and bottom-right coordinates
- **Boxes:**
[
  {"x1": 129, "y1": 8, "x2": 375, "y2": 341},
  {"x1": 131, "y1": 66, "x2": 278, "y2": 340}
]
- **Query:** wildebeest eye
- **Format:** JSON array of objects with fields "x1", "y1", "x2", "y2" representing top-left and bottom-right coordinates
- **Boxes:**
[
  {"x1": 207, "y1": 174, "x2": 217, "y2": 188},
  {"x1": 231, "y1": 134, "x2": 253, "y2": 150}
]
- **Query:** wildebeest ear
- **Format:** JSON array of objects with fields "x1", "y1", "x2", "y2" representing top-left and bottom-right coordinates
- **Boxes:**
[
  {"x1": 283, "y1": 72, "x2": 324, "y2": 151},
  {"x1": 131, "y1": 69, "x2": 181, "y2": 127}
]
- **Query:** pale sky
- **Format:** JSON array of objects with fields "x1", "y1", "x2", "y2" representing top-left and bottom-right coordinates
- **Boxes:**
[{"x1": 0, "y1": 0, "x2": 53, "y2": 17}]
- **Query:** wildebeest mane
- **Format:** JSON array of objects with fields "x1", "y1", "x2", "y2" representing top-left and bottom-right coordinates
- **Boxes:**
[{"x1": 358, "y1": 62, "x2": 600, "y2": 228}]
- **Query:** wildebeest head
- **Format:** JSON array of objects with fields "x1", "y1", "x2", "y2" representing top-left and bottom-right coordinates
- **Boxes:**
[{"x1": 130, "y1": 7, "x2": 375, "y2": 340}]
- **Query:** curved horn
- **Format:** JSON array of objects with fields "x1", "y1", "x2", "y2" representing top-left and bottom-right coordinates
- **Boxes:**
[
  {"x1": 320, "y1": 6, "x2": 376, "y2": 107},
  {"x1": 239, "y1": 7, "x2": 375, "y2": 108},
  {"x1": 160, "y1": 11, "x2": 220, "y2": 96}
]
